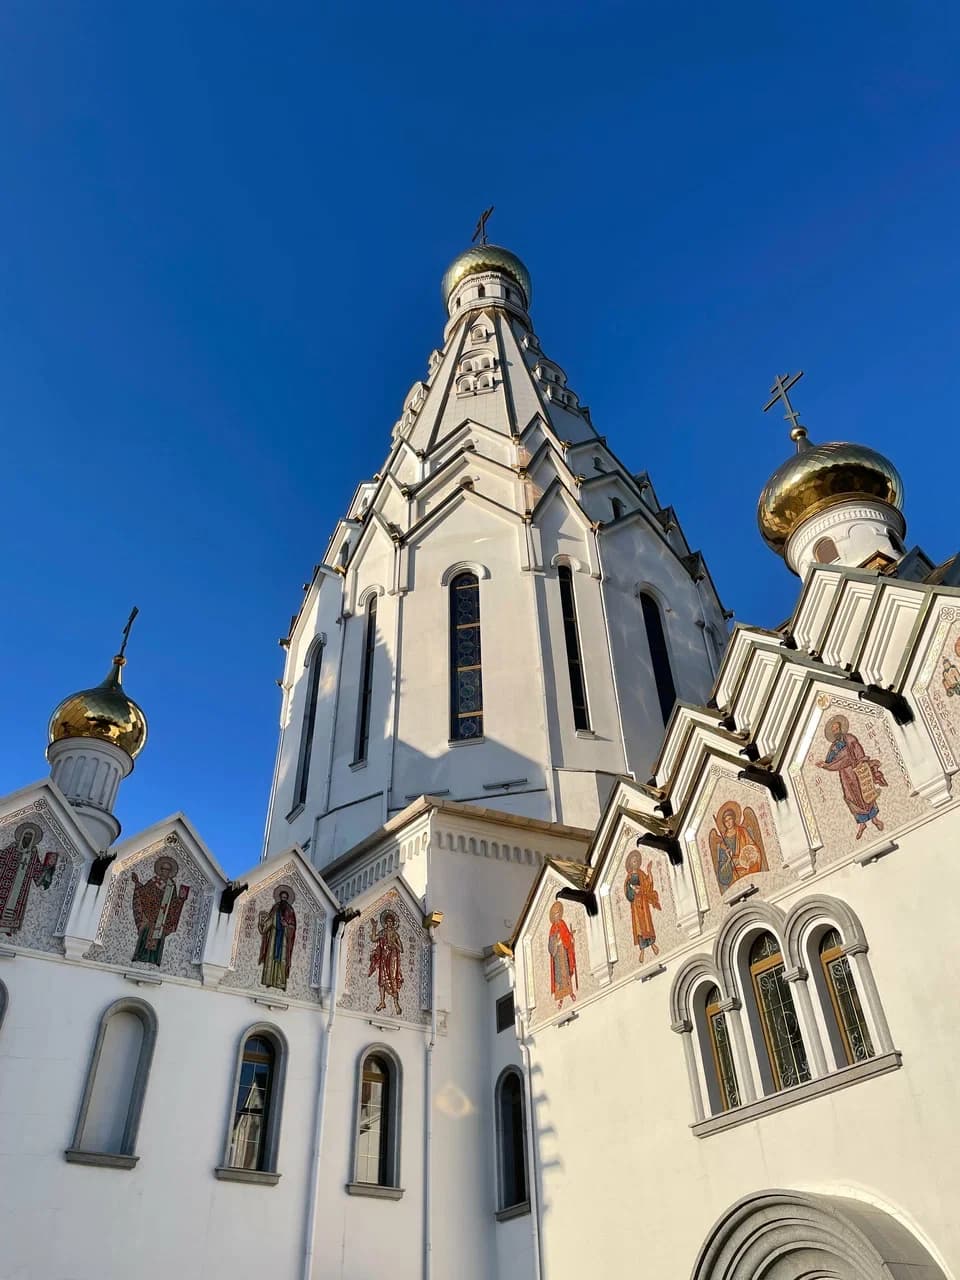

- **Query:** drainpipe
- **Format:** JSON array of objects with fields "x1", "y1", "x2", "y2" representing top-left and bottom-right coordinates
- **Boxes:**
[
  {"x1": 302, "y1": 907, "x2": 357, "y2": 1280},
  {"x1": 423, "y1": 907, "x2": 442, "y2": 1280},
  {"x1": 517, "y1": 1008, "x2": 545, "y2": 1280}
]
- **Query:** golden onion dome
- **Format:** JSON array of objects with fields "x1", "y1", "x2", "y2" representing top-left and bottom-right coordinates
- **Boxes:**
[
  {"x1": 441, "y1": 244, "x2": 531, "y2": 308},
  {"x1": 48, "y1": 656, "x2": 148, "y2": 759},
  {"x1": 758, "y1": 427, "x2": 904, "y2": 554}
]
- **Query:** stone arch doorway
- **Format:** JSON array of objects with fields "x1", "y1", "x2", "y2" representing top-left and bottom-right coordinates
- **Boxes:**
[{"x1": 691, "y1": 1190, "x2": 948, "y2": 1280}]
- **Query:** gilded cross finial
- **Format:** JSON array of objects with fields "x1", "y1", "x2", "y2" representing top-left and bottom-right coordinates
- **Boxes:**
[
  {"x1": 472, "y1": 205, "x2": 494, "y2": 246},
  {"x1": 117, "y1": 606, "x2": 139, "y2": 663},
  {"x1": 763, "y1": 371, "x2": 807, "y2": 446}
]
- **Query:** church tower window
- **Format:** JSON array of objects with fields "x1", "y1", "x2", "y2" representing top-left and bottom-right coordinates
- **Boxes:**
[
  {"x1": 293, "y1": 641, "x2": 324, "y2": 810},
  {"x1": 748, "y1": 933, "x2": 811, "y2": 1091},
  {"x1": 354, "y1": 595, "x2": 378, "y2": 764},
  {"x1": 450, "y1": 573, "x2": 483, "y2": 740},
  {"x1": 557, "y1": 565, "x2": 590, "y2": 731},
  {"x1": 704, "y1": 985, "x2": 740, "y2": 1112},
  {"x1": 813, "y1": 536, "x2": 840, "y2": 564},
  {"x1": 495, "y1": 1067, "x2": 528, "y2": 1213},
  {"x1": 610, "y1": 496, "x2": 624, "y2": 520},
  {"x1": 639, "y1": 592, "x2": 676, "y2": 725},
  {"x1": 818, "y1": 928, "x2": 875, "y2": 1065},
  {"x1": 66, "y1": 998, "x2": 158, "y2": 1168},
  {"x1": 352, "y1": 1049, "x2": 402, "y2": 1190}
]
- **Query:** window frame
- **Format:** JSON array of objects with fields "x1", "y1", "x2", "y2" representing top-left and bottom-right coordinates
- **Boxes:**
[
  {"x1": 703, "y1": 985, "x2": 740, "y2": 1113},
  {"x1": 292, "y1": 638, "x2": 325, "y2": 811},
  {"x1": 638, "y1": 590, "x2": 677, "y2": 725},
  {"x1": 215, "y1": 1023, "x2": 288, "y2": 1185},
  {"x1": 557, "y1": 564, "x2": 590, "y2": 732},
  {"x1": 347, "y1": 1045, "x2": 403, "y2": 1197},
  {"x1": 65, "y1": 997, "x2": 158, "y2": 1170},
  {"x1": 817, "y1": 927, "x2": 875, "y2": 1067},
  {"x1": 354, "y1": 593, "x2": 379, "y2": 765},
  {"x1": 747, "y1": 932, "x2": 811, "y2": 1093},
  {"x1": 494, "y1": 1066, "x2": 529, "y2": 1217},
  {"x1": 449, "y1": 571, "x2": 484, "y2": 743}
]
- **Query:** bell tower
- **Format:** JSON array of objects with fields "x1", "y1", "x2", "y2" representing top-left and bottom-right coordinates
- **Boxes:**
[{"x1": 264, "y1": 235, "x2": 729, "y2": 867}]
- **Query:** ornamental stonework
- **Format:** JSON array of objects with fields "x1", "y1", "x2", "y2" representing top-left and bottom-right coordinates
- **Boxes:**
[
  {"x1": 337, "y1": 886, "x2": 431, "y2": 1026},
  {"x1": 689, "y1": 768, "x2": 789, "y2": 912},
  {"x1": 86, "y1": 833, "x2": 211, "y2": 978},
  {"x1": 222, "y1": 862, "x2": 325, "y2": 1004},
  {"x1": 0, "y1": 801, "x2": 82, "y2": 955},
  {"x1": 912, "y1": 604, "x2": 960, "y2": 771},
  {"x1": 793, "y1": 695, "x2": 925, "y2": 861}
]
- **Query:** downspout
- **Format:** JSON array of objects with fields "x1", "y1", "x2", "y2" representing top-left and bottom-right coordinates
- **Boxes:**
[
  {"x1": 423, "y1": 898, "x2": 441, "y2": 1280},
  {"x1": 517, "y1": 1007, "x2": 545, "y2": 1280},
  {"x1": 302, "y1": 908, "x2": 354, "y2": 1280},
  {"x1": 593, "y1": 527, "x2": 631, "y2": 777}
]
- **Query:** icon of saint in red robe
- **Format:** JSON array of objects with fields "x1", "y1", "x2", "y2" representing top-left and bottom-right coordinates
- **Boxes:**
[
  {"x1": 548, "y1": 901, "x2": 577, "y2": 1009},
  {"x1": 258, "y1": 884, "x2": 297, "y2": 990},
  {"x1": 0, "y1": 822, "x2": 58, "y2": 935},
  {"x1": 131, "y1": 855, "x2": 189, "y2": 965},
  {"x1": 368, "y1": 908, "x2": 404, "y2": 1015},
  {"x1": 623, "y1": 850, "x2": 661, "y2": 960},
  {"x1": 815, "y1": 714, "x2": 887, "y2": 839}
]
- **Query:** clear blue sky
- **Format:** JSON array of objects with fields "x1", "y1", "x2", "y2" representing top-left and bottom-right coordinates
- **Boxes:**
[{"x1": 2, "y1": 2, "x2": 957, "y2": 876}]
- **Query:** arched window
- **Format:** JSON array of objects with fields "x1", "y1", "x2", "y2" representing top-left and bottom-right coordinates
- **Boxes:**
[
  {"x1": 477, "y1": 284, "x2": 485, "y2": 298},
  {"x1": 818, "y1": 928, "x2": 875, "y2": 1066},
  {"x1": 293, "y1": 641, "x2": 324, "y2": 810},
  {"x1": 450, "y1": 572, "x2": 483, "y2": 741},
  {"x1": 557, "y1": 565, "x2": 590, "y2": 731},
  {"x1": 495, "y1": 1068, "x2": 528, "y2": 1213},
  {"x1": 351, "y1": 1050, "x2": 402, "y2": 1191},
  {"x1": 610, "y1": 496, "x2": 624, "y2": 520},
  {"x1": 216, "y1": 1025, "x2": 287, "y2": 1183},
  {"x1": 703, "y1": 985, "x2": 740, "y2": 1113},
  {"x1": 639, "y1": 592, "x2": 677, "y2": 725},
  {"x1": 66, "y1": 998, "x2": 157, "y2": 1169},
  {"x1": 748, "y1": 933, "x2": 810, "y2": 1091},
  {"x1": 354, "y1": 594, "x2": 378, "y2": 763},
  {"x1": 813, "y1": 536, "x2": 840, "y2": 564},
  {"x1": 0, "y1": 979, "x2": 7, "y2": 1033}
]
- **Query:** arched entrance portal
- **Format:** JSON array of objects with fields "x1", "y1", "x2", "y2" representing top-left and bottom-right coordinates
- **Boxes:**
[{"x1": 691, "y1": 1190, "x2": 948, "y2": 1280}]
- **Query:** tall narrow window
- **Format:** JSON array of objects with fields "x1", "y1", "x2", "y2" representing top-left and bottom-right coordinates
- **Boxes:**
[
  {"x1": 228, "y1": 1035, "x2": 275, "y2": 1171},
  {"x1": 66, "y1": 998, "x2": 157, "y2": 1168},
  {"x1": 704, "y1": 985, "x2": 740, "y2": 1112},
  {"x1": 355, "y1": 595, "x2": 378, "y2": 763},
  {"x1": 557, "y1": 565, "x2": 590, "y2": 731},
  {"x1": 293, "y1": 642, "x2": 323, "y2": 809},
  {"x1": 353, "y1": 1051, "x2": 400, "y2": 1189},
  {"x1": 749, "y1": 933, "x2": 810, "y2": 1091},
  {"x1": 640, "y1": 592, "x2": 677, "y2": 725},
  {"x1": 610, "y1": 496, "x2": 624, "y2": 519},
  {"x1": 450, "y1": 573, "x2": 483, "y2": 740},
  {"x1": 819, "y1": 929, "x2": 874, "y2": 1065},
  {"x1": 496, "y1": 1068, "x2": 528, "y2": 1212}
]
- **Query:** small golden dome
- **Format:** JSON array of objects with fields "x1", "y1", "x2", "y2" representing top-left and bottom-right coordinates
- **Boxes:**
[
  {"x1": 758, "y1": 430, "x2": 904, "y2": 554},
  {"x1": 49, "y1": 656, "x2": 148, "y2": 759},
  {"x1": 441, "y1": 244, "x2": 531, "y2": 308}
]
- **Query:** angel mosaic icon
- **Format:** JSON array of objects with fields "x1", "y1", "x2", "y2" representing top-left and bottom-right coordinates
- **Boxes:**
[
  {"x1": 623, "y1": 850, "x2": 661, "y2": 961},
  {"x1": 131, "y1": 855, "x2": 189, "y2": 965},
  {"x1": 547, "y1": 901, "x2": 578, "y2": 1009},
  {"x1": 941, "y1": 637, "x2": 960, "y2": 697},
  {"x1": 368, "y1": 908, "x2": 404, "y2": 1016},
  {"x1": 258, "y1": 885, "x2": 297, "y2": 991},
  {"x1": 0, "y1": 822, "x2": 58, "y2": 935},
  {"x1": 815, "y1": 714, "x2": 887, "y2": 839},
  {"x1": 708, "y1": 801, "x2": 767, "y2": 891}
]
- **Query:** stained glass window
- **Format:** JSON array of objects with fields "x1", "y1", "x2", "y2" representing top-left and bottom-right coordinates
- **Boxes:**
[
  {"x1": 228, "y1": 1035, "x2": 274, "y2": 1171},
  {"x1": 749, "y1": 933, "x2": 811, "y2": 1091},
  {"x1": 356, "y1": 1054, "x2": 391, "y2": 1185},
  {"x1": 293, "y1": 643, "x2": 324, "y2": 808},
  {"x1": 450, "y1": 573, "x2": 483, "y2": 741},
  {"x1": 497, "y1": 1069, "x2": 527, "y2": 1209},
  {"x1": 557, "y1": 566, "x2": 590, "y2": 731},
  {"x1": 354, "y1": 595, "x2": 378, "y2": 763},
  {"x1": 819, "y1": 928, "x2": 875, "y2": 1065},
  {"x1": 640, "y1": 593, "x2": 677, "y2": 726},
  {"x1": 705, "y1": 985, "x2": 740, "y2": 1112}
]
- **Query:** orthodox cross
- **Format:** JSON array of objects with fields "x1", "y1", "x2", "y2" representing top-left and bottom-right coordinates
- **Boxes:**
[
  {"x1": 763, "y1": 371, "x2": 807, "y2": 439},
  {"x1": 118, "y1": 606, "x2": 139, "y2": 661},
  {"x1": 472, "y1": 205, "x2": 494, "y2": 246}
]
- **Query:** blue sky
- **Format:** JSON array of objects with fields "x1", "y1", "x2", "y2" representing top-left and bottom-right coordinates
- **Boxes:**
[{"x1": 2, "y1": 2, "x2": 958, "y2": 876}]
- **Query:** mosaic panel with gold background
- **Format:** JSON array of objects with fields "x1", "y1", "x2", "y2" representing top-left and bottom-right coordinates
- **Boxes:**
[
  {"x1": 527, "y1": 874, "x2": 597, "y2": 1029},
  {"x1": 605, "y1": 826, "x2": 685, "y2": 975},
  {"x1": 223, "y1": 862, "x2": 325, "y2": 1004},
  {"x1": 690, "y1": 767, "x2": 789, "y2": 911},
  {"x1": 913, "y1": 604, "x2": 960, "y2": 771},
  {"x1": 338, "y1": 886, "x2": 430, "y2": 1026},
  {"x1": 0, "y1": 799, "x2": 83, "y2": 954}
]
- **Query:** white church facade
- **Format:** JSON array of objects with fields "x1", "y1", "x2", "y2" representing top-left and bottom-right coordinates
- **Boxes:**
[{"x1": 1, "y1": 236, "x2": 959, "y2": 1280}]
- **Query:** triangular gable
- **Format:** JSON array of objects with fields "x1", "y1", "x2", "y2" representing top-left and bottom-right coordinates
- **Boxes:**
[{"x1": 336, "y1": 874, "x2": 431, "y2": 1028}]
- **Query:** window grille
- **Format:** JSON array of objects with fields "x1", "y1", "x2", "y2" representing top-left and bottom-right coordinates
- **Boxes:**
[
  {"x1": 819, "y1": 928, "x2": 874, "y2": 1065},
  {"x1": 450, "y1": 573, "x2": 483, "y2": 740},
  {"x1": 704, "y1": 985, "x2": 740, "y2": 1112},
  {"x1": 749, "y1": 933, "x2": 811, "y2": 1090}
]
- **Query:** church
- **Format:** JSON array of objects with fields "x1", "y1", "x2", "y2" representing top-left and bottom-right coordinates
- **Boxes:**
[{"x1": 1, "y1": 233, "x2": 958, "y2": 1280}]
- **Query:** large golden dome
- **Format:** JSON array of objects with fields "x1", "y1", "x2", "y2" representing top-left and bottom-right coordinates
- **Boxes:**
[
  {"x1": 49, "y1": 656, "x2": 148, "y2": 759},
  {"x1": 441, "y1": 244, "x2": 531, "y2": 308},
  {"x1": 758, "y1": 431, "x2": 903, "y2": 554}
]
